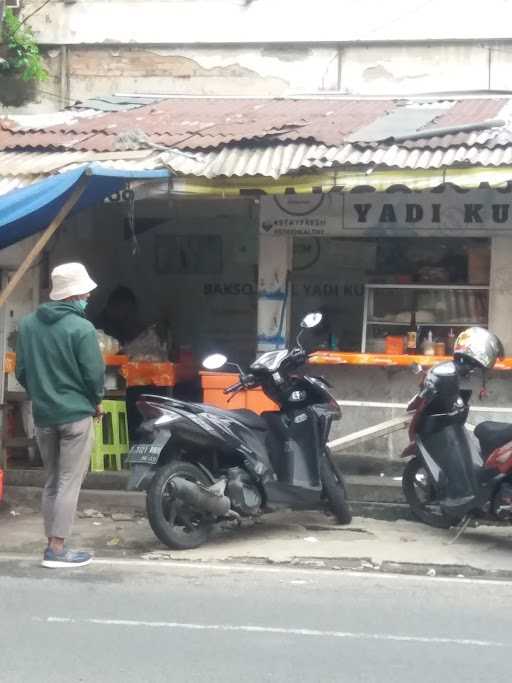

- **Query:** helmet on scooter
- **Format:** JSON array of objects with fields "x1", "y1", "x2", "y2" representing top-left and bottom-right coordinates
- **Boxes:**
[{"x1": 453, "y1": 327, "x2": 504, "y2": 370}]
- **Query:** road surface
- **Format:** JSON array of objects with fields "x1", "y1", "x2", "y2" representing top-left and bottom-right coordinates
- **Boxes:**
[{"x1": 1, "y1": 557, "x2": 511, "y2": 682}]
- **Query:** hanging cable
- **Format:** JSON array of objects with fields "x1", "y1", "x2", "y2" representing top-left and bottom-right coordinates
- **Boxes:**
[{"x1": 125, "y1": 182, "x2": 139, "y2": 256}]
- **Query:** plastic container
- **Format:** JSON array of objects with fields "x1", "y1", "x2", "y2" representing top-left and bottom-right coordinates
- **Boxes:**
[
  {"x1": 201, "y1": 372, "x2": 279, "y2": 414},
  {"x1": 385, "y1": 335, "x2": 405, "y2": 355},
  {"x1": 423, "y1": 330, "x2": 435, "y2": 356},
  {"x1": 120, "y1": 361, "x2": 177, "y2": 388}
]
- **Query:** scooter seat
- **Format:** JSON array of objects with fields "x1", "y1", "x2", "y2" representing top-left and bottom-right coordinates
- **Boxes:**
[
  {"x1": 474, "y1": 421, "x2": 512, "y2": 459},
  {"x1": 231, "y1": 409, "x2": 268, "y2": 431}
]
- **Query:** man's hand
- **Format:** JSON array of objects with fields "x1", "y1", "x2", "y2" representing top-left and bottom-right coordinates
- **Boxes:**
[{"x1": 95, "y1": 404, "x2": 104, "y2": 421}]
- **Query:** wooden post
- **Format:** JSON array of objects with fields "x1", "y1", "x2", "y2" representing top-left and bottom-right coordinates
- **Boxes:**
[{"x1": 0, "y1": 176, "x2": 89, "y2": 309}]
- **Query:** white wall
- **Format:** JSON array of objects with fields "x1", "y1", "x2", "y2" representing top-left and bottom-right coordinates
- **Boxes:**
[
  {"x1": 24, "y1": 0, "x2": 512, "y2": 44},
  {"x1": 14, "y1": 40, "x2": 512, "y2": 114},
  {"x1": 6, "y1": 0, "x2": 512, "y2": 113}
]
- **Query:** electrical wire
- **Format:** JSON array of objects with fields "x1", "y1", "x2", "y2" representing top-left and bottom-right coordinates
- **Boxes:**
[{"x1": 17, "y1": 0, "x2": 52, "y2": 31}]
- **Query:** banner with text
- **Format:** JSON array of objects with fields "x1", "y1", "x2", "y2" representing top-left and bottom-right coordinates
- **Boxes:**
[{"x1": 260, "y1": 189, "x2": 512, "y2": 237}]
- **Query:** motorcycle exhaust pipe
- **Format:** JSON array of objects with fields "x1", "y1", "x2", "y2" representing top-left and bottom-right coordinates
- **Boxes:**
[{"x1": 169, "y1": 476, "x2": 231, "y2": 516}]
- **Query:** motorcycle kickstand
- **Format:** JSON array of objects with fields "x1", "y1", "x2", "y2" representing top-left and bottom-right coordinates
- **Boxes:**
[{"x1": 447, "y1": 514, "x2": 472, "y2": 545}]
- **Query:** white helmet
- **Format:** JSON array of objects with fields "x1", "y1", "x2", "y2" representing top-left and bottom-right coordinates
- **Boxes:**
[{"x1": 453, "y1": 327, "x2": 504, "y2": 370}]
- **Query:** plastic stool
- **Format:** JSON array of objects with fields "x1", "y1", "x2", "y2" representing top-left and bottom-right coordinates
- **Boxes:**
[{"x1": 91, "y1": 400, "x2": 129, "y2": 472}]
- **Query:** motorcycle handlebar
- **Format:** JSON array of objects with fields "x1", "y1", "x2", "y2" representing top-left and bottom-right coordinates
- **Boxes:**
[
  {"x1": 223, "y1": 381, "x2": 244, "y2": 395},
  {"x1": 223, "y1": 373, "x2": 258, "y2": 395},
  {"x1": 221, "y1": 349, "x2": 308, "y2": 397}
]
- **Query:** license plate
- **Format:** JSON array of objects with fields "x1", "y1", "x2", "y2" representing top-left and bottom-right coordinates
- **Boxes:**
[{"x1": 127, "y1": 443, "x2": 164, "y2": 465}]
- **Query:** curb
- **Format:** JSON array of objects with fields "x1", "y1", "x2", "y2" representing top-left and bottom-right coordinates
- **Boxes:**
[
  {"x1": 0, "y1": 552, "x2": 509, "y2": 582},
  {"x1": 3, "y1": 485, "x2": 146, "y2": 513},
  {"x1": 4, "y1": 476, "x2": 408, "y2": 521}
]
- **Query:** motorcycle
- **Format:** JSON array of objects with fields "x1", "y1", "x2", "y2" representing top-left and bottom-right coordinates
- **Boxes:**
[
  {"x1": 401, "y1": 358, "x2": 512, "y2": 529},
  {"x1": 127, "y1": 312, "x2": 352, "y2": 549}
]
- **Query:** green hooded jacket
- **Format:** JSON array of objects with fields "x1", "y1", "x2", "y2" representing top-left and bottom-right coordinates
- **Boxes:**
[{"x1": 15, "y1": 301, "x2": 105, "y2": 427}]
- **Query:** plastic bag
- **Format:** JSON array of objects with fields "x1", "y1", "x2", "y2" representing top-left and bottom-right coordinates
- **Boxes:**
[
  {"x1": 123, "y1": 325, "x2": 167, "y2": 361},
  {"x1": 96, "y1": 330, "x2": 120, "y2": 356}
]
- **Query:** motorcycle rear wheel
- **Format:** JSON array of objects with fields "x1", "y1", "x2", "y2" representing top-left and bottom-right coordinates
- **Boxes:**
[
  {"x1": 147, "y1": 461, "x2": 212, "y2": 550},
  {"x1": 320, "y1": 455, "x2": 352, "y2": 525},
  {"x1": 402, "y1": 457, "x2": 459, "y2": 529}
]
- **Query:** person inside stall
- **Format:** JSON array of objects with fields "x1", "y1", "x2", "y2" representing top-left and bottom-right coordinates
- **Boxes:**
[
  {"x1": 92, "y1": 286, "x2": 145, "y2": 345},
  {"x1": 91, "y1": 286, "x2": 172, "y2": 441}
]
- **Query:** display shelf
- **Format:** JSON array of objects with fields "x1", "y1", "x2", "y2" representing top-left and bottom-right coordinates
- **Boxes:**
[
  {"x1": 362, "y1": 284, "x2": 489, "y2": 353},
  {"x1": 366, "y1": 321, "x2": 486, "y2": 327}
]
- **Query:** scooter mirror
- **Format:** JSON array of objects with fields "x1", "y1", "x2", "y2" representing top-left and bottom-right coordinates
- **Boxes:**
[
  {"x1": 412, "y1": 363, "x2": 424, "y2": 375},
  {"x1": 202, "y1": 353, "x2": 228, "y2": 370},
  {"x1": 301, "y1": 312, "x2": 323, "y2": 329}
]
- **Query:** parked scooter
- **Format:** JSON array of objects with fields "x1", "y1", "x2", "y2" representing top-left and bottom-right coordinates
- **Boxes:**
[
  {"x1": 127, "y1": 312, "x2": 351, "y2": 549},
  {"x1": 401, "y1": 326, "x2": 512, "y2": 529}
]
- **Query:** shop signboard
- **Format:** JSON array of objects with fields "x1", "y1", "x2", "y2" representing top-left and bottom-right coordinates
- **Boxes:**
[
  {"x1": 260, "y1": 188, "x2": 512, "y2": 237},
  {"x1": 259, "y1": 194, "x2": 342, "y2": 237}
]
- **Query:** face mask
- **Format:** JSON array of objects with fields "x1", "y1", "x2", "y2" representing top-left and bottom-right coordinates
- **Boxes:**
[{"x1": 76, "y1": 299, "x2": 88, "y2": 312}]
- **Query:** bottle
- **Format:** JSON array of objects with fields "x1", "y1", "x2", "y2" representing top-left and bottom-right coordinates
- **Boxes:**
[
  {"x1": 447, "y1": 328, "x2": 456, "y2": 355},
  {"x1": 406, "y1": 311, "x2": 417, "y2": 355},
  {"x1": 423, "y1": 330, "x2": 435, "y2": 356},
  {"x1": 434, "y1": 341, "x2": 446, "y2": 356}
]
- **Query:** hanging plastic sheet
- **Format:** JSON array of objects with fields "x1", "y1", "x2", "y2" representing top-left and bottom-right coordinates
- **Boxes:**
[{"x1": 0, "y1": 164, "x2": 170, "y2": 249}]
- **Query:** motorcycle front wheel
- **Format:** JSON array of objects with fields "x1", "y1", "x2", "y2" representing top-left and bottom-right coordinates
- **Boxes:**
[
  {"x1": 402, "y1": 457, "x2": 459, "y2": 529},
  {"x1": 320, "y1": 455, "x2": 352, "y2": 525},
  {"x1": 146, "y1": 461, "x2": 212, "y2": 550}
]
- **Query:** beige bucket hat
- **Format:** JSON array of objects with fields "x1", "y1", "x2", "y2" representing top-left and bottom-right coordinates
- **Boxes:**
[{"x1": 49, "y1": 263, "x2": 97, "y2": 301}]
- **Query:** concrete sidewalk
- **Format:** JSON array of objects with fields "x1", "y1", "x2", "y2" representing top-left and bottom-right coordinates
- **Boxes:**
[{"x1": 2, "y1": 487, "x2": 512, "y2": 580}]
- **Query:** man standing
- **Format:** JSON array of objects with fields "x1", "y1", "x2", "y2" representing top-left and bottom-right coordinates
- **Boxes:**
[{"x1": 16, "y1": 263, "x2": 105, "y2": 568}]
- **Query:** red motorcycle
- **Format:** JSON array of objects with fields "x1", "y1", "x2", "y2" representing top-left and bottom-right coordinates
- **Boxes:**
[{"x1": 401, "y1": 329, "x2": 512, "y2": 529}]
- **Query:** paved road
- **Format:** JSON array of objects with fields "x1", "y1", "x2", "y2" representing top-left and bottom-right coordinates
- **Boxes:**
[{"x1": 1, "y1": 557, "x2": 511, "y2": 683}]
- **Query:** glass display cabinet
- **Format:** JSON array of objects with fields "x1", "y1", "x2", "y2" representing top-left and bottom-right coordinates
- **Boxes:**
[{"x1": 362, "y1": 284, "x2": 489, "y2": 353}]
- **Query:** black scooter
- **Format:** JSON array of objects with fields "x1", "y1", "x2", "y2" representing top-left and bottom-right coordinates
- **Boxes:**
[
  {"x1": 127, "y1": 313, "x2": 352, "y2": 549},
  {"x1": 401, "y1": 358, "x2": 512, "y2": 529}
]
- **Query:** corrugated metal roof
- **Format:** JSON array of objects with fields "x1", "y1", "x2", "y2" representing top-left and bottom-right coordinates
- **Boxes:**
[
  {"x1": 345, "y1": 107, "x2": 449, "y2": 143},
  {"x1": 1, "y1": 96, "x2": 512, "y2": 195},
  {"x1": 6, "y1": 109, "x2": 101, "y2": 130},
  {"x1": 0, "y1": 176, "x2": 41, "y2": 196},
  {"x1": 71, "y1": 95, "x2": 169, "y2": 112},
  {"x1": 1, "y1": 96, "x2": 506, "y2": 153},
  {"x1": 0, "y1": 149, "x2": 159, "y2": 175},
  {"x1": 3, "y1": 138, "x2": 512, "y2": 194}
]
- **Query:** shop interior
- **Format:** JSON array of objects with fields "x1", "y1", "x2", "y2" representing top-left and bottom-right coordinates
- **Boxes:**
[
  {"x1": 2, "y1": 195, "x2": 260, "y2": 470},
  {"x1": 291, "y1": 236, "x2": 490, "y2": 355}
]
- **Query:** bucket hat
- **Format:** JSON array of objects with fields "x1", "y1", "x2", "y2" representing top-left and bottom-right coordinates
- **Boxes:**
[{"x1": 49, "y1": 263, "x2": 97, "y2": 301}]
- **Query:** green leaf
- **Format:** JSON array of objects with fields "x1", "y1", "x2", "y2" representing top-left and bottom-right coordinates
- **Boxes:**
[{"x1": 1, "y1": 8, "x2": 47, "y2": 83}]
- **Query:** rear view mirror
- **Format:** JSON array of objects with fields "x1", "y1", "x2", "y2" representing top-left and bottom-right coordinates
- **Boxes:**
[
  {"x1": 301, "y1": 312, "x2": 323, "y2": 329},
  {"x1": 412, "y1": 364, "x2": 424, "y2": 375},
  {"x1": 202, "y1": 354, "x2": 228, "y2": 370}
]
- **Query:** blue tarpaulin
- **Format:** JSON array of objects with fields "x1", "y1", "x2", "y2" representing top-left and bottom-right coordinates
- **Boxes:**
[{"x1": 0, "y1": 164, "x2": 170, "y2": 249}]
